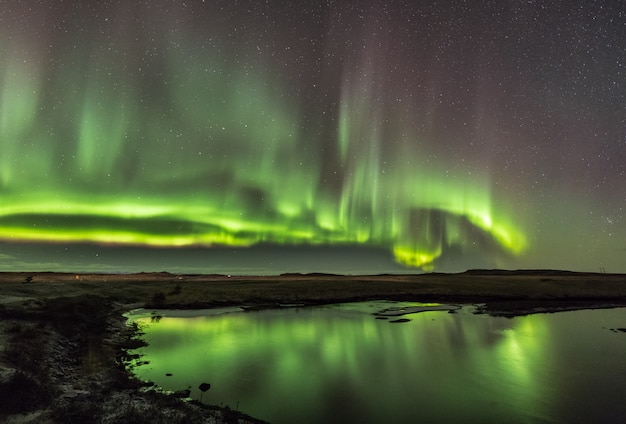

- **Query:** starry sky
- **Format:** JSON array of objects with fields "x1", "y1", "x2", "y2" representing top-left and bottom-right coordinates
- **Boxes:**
[{"x1": 0, "y1": 0, "x2": 624, "y2": 274}]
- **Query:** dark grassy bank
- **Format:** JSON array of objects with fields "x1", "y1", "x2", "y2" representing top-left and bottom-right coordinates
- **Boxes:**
[
  {"x1": 0, "y1": 295, "x2": 266, "y2": 423},
  {"x1": 2, "y1": 270, "x2": 625, "y2": 312}
]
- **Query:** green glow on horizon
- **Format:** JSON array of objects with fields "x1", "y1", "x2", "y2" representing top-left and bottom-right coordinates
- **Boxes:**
[{"x1": 0, "y1": 25, "x2": 527, "y2": 270}]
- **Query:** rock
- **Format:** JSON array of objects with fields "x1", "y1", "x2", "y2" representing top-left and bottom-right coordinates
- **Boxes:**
[
  {"x1": 389, "y1": 318, "x2": 411, "y2": 323},
  {"x1": 173, "y1": 389, "x2": 191, "y2": 398}
]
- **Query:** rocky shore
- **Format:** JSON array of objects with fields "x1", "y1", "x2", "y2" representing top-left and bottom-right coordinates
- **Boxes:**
[{"x1": 0, "y1": 294, "x2": 267, "y2": 424}]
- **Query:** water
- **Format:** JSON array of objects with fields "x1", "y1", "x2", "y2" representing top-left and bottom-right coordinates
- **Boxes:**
[{"x1": 126, "y1": 302, "x2": 626, "y2": 424}]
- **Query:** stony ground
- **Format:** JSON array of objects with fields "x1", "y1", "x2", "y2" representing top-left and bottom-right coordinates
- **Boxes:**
[{"x1": 0, "y1": 293, "x2": 266, "y2": 424}]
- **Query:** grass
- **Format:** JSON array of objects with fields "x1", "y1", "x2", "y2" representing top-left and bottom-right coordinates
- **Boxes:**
[
  {"x1": 0, "y1": 296, "x2": 114, "y2": 418},
  {"x1": 2, "y1": 270, "x2": 626, "y2": 310}
]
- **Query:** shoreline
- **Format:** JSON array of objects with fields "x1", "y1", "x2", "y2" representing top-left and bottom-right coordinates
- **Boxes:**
[{"x1": 2, "y1": 270, "x2": 626, "y2": 423}]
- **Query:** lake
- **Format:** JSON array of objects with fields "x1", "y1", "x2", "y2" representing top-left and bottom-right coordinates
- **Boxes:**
[{"x1": 126, "y1": 302, "x2": 626, "y2": 424}]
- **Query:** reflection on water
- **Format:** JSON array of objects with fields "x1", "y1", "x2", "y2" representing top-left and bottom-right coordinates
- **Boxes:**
[{"x1": 126, "y1": 302, "x2": 626, "y2": 424}]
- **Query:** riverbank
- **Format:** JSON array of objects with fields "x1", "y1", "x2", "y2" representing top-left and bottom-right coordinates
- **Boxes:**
[
  {"x1": 0, "y1": 294, "x2": 268, "y2": 424},
  {"x1": 1, "y1": 270, "x2": 625, "y2": 423}
]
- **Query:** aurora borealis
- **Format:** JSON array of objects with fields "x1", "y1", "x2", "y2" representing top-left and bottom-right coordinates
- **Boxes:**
[{"x1": 1, "y1": 1, "x2": 624, "y2": 273}]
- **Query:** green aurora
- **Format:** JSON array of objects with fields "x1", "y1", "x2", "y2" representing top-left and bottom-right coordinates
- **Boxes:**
[
  {"x1": 0, "y1": 30, "x2": 525, "y2": 270},
  {"x1": 4, "y1": 1, "x2": 624, "y2": 273},
  {"x1": 1, "y1": 6, "x2": 521, "y2": 270}
]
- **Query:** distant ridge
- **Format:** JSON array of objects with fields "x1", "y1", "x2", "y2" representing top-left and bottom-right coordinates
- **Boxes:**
[{"x1": 463, "y1": 269, "x2": 599, "y2": 276}]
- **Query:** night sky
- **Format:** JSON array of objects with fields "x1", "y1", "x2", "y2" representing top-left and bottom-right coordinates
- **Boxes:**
[{"x1": 1, "y1": 1, "x2": 624, "y2": 274}]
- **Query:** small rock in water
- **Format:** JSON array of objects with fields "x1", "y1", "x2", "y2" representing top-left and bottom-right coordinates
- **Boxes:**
[
  {"x1": 198, "y1": 382, "x2": 211, "y2": 402},
  {"x1": 166, "y1": 373, "x2": 173, "y2": 377},
  {"x1": 389, "y1": 318, "x2": 411, "y2": 323}
]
